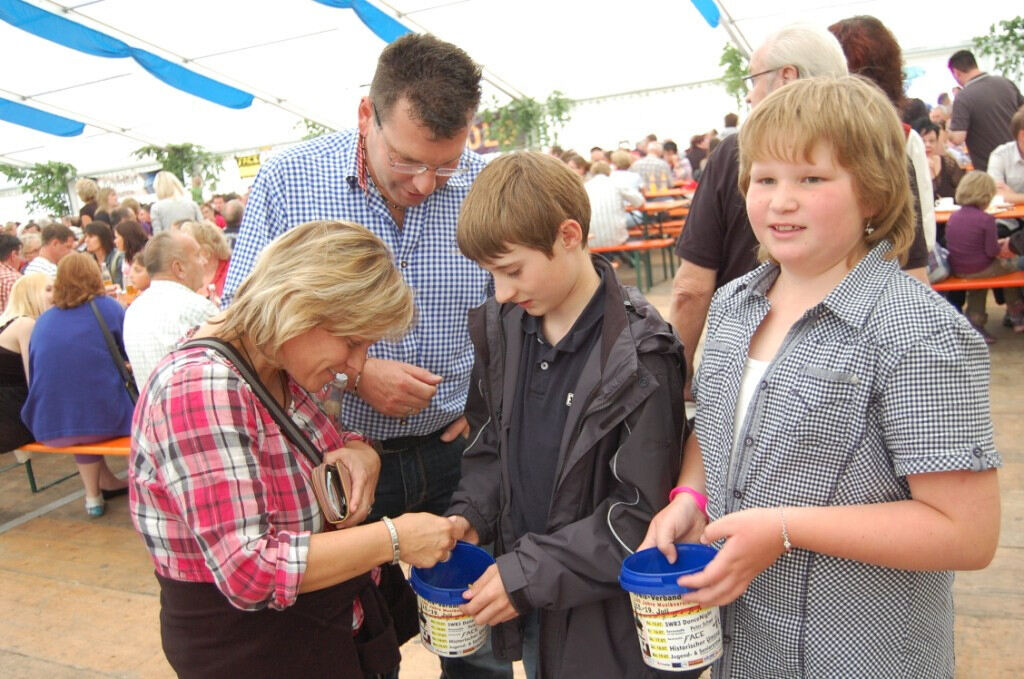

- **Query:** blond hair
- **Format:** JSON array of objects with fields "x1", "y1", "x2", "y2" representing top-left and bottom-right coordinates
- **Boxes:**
[
  {"x1": 738, "y1": 75, "x2": 914, "y2": 264},
  {"x1": 0, "y1": 273, "x2": 51, "y2": 324},
  {"x1": 75, "y1": 178, "x2": 98, "y2": 202},
  {"x1": 610, "y1": 150, "x2": 633, "y2": 170},
  {"x1": 180, "y1": 220, "x2": 231, "y2": 260},
  {"x1": 218, "y1": 221, "x2": 414, "y2": 361},
  {"x1": 458, "y1": 152, "x2": 590, "y2": 262},
  {"x1": 954, "y1": 171, "x2": 997, "y2": 209},
  {"x1": 97, "y1": 187, "x2": 117, "y2": 210},
  {"x1": 154, "y1": 171, "x2": 187, "y2": 200}
]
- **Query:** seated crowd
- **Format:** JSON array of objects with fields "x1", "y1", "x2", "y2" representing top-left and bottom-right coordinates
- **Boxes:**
[{"x1": 0, "y1": 23, "x2": 1019, "y2": 679}]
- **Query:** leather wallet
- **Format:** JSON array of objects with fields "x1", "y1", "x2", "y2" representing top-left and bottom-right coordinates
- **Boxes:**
[{"x1": 310, "y1": 461, "x2": 352, "y2": 524}]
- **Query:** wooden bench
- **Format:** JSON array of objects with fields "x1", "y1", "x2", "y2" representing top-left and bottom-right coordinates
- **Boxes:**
[
  {"x1": 13, "y1": 437, "x2": 131, "y2": 493},
  {"x1": 593, "y1": 238, "x2": 676, "y2": 292},
  {"x1": 931, "y1": 270, "x2": 1024, "y2": 292}
]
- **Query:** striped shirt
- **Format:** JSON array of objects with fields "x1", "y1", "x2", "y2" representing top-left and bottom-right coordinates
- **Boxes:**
[
  {"x1": 130, "y1": 344, "x2": 352, "y2": 611},
  {"x1": 694, "y1": 242, "x2": 1000, "y2": 678},
  {"x1": 222, "y1": 130, "x2": 491, "y2": 440}
]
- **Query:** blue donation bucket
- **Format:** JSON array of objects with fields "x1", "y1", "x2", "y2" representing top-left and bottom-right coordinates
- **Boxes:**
[
  {"x1": 409, "y1": 541, "x2": 494, "y2": 657},
  {"x1": 619, "y1": 544, "x2": 723, "y2": 672}
]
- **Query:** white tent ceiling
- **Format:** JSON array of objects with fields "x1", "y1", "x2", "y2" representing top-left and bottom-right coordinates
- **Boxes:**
[{"x1": 0, "y1": 0, "x2": 1017, "y2": 190}]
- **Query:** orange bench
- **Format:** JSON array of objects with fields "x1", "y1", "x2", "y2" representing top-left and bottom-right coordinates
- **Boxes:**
[
  {"x1": 593, "y1": 238, "x2": 676, "y2": 291},
  {"x1": 15, "y1": 437, "x2": 131, "y2": 493},
  {"x1": 931, "y1": 270, "x2": 1024, "y2": 292}
]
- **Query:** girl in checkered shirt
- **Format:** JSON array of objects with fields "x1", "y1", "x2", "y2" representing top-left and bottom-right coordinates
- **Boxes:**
[{"x1": 641, "y1": 76, "x2": 1001, "y2": 677}]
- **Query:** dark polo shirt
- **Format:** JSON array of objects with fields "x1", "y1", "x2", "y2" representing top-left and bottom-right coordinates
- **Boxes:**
[
  {"x1": 508, "y1": 276, "x2": 605, "y2": 538},
  {"x1": 950, "y1": 72, "x2": 1024, "y2": 172}
]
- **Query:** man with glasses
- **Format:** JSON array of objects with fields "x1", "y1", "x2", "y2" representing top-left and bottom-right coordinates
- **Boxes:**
[
  {"x1": 223, "y1": 34, "x2": 509, "y2": 677},
  {"x1": 668, "y1": 24, "x2": 849, "y2": 399}
]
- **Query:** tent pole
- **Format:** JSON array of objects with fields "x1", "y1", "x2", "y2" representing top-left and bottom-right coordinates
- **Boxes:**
[{"x1": 715, "y1": 1, "x2": 753, "y2": 58}]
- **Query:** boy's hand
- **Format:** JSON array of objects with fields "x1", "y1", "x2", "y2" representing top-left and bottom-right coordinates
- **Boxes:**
[
  {"x1": 448, "y1": 515, "x2": 479, "y2": 544},
  {"x1": 460, "y1": 564, "x2": 519, "y2": 626}
]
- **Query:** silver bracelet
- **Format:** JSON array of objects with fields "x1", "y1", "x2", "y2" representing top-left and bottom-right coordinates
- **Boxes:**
[
  {"x1": 780, "y1": 508, "x2": 792, "y2": 555},
  {"x1": 381, "y1": 516, "x2": 400, "y2": 565}
]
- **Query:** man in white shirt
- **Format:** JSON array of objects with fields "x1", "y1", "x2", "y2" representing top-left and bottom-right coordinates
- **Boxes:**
[
  {"x1": 23, "y1": 223, "x2": 75, "y2": 277},
  {"x1": 988, "y1": 108, "x2": 1024, "y2": 206},
  {"x1": 585, "y1": 161, "x2": 644, "y2": 247},
  {"x1": 123, "y1": 230, "x2": 218, "y2": 390}
]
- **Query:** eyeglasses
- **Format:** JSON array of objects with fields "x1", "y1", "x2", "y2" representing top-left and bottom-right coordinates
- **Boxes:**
[
  {"x1": 371, "y1": 103, "x2": 468, "y2": 178},
  {"x1": 741, "y1": 68, "x2": 779, "y2": 84}
]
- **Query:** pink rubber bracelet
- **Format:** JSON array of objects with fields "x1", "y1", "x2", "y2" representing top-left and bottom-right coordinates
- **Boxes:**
[{"x1": 669, "y1": 486, "x2": 709, "y2": 519}]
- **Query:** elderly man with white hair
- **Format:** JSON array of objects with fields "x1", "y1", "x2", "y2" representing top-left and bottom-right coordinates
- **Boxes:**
[
  {"x1": 630, "y1": 140, "x2": 674, "y2": 192},
  {"x1": 668, "y1": 23, "x2": 930, "y2": 398},
  {"x1": 123, "y1": 230, "x2": 217, "y2": 390}
]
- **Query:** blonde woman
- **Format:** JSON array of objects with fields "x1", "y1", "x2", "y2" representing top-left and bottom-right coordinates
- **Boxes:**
[
  {"x1": 150, "y1": 171, "x2": 202, "y2": 234},
  {"x1": 129, "y1": 220, "x2": 456, "y2": 677},
  {"x1": 75, "y1": 178, "x2": 99, "y2": 226},
  {"x1": 0, "y1": 274, "x2": 53, "y2": 452},
  {"x1": 180, "y1": 220, "x2": 231, "y2": 297}
]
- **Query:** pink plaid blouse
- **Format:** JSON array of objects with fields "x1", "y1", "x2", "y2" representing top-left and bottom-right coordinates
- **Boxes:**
[{"x1": 129, "y1": 344, "x2": 351, "y2": 611}]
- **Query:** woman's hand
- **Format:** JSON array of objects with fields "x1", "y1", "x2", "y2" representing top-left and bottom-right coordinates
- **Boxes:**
[
  {"x1": 638, "y1": 493, "x2": 709, "y2": 562},
  {"x1": 676, "y1": 507, "x2": 786, "y2": 607},
  {"x1": 392, "y1": 513, "x2": 457, "y2": 568},
  {"x1": 323, "y1": 440, "x2": 379, "y2": 528}
]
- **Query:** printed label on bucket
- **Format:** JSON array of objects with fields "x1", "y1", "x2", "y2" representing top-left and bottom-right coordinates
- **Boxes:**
[
  {"x1": 416, "y1": 596, "x2": 488, "y2": 658},
  {"x1": 629, "y1": 593, "x2": 723, "y2": 671}
]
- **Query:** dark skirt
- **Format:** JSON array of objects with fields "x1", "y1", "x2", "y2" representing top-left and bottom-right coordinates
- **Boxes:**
[{"x1": 157, "y1": 568, "x2": 415, "y2": 679}]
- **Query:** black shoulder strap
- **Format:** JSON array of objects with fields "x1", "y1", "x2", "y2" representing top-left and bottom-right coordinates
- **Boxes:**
[
  {"x1": 89, "y1": 300, "x2": 136, "y2": 402},
  {"x1": 182, "y1": 337, "x2": 322, "y2": 467}
]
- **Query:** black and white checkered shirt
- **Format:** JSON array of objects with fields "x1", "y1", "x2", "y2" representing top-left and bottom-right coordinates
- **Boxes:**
[{"x1": 694, "y1": 242, "x2": 1001, "y2": 678}]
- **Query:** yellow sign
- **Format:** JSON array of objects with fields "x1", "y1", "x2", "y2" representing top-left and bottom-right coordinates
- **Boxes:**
[{"x1": 235, "y1": 154, "x2": 261, "y2": 179}]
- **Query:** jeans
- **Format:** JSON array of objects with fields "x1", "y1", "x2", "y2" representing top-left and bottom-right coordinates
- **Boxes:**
[{"x1": 368, "y1": 430, "x2": 513, "y2": 679}]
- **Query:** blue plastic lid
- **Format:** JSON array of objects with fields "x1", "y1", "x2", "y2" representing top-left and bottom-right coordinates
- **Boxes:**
[
  {"x1": 619, "y1": 544, "x2": 718, "y2": 595},
  {"x1": 410, "y1": 541, "x2": 495, "y2": 606}
]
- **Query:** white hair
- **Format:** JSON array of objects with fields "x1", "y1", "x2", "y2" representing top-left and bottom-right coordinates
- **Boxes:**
[{"x1": 760, "y1": 24, "x2": 849, "y2": 79}]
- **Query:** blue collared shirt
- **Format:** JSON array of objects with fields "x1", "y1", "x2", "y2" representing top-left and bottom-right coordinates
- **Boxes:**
[
  {"x1": 223, "y1": 129, "x2": 491, "y2": 440},
  {"x1": 694, "y1": 242, "x2": 1000, "y2": 678}
]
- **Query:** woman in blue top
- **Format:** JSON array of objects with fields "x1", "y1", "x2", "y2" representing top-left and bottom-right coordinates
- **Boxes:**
[{"x1": 22, "y1": 253, "x2": 134, "y2": 516}]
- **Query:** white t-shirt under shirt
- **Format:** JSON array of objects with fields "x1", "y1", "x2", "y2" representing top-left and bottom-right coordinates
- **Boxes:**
[
  {"x1": 23, "y1": 257, "x2": 57, "y2": 278},
  {"x1": 731, "y1": 356, "x2": 769, "y2": 454}
]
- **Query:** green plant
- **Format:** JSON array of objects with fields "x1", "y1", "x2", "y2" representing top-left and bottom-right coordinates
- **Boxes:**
[
  {"x1": 132, "y1": 143, "x2": 223, "y2": 191},
  {"x1": 720, "y1": 43, "x2": 750, "y2": 108},
  {"x1": 0, "y1": 161, "x2": 77, "y2": 215},
  {"x1": 481, "y1": 91, "x2": 573, "y2": 150},
  {"x1": 973, "y1": 16, "x2": 1024, "y2": 84},
  {"x1": 297, "y1": 119, "x2": 336, "y2": 140}
]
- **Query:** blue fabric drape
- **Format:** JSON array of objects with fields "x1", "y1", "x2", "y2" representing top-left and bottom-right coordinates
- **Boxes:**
[
  {"x1": 0, "y1": 0, "x2": 253, "y2": 109},
  {"x1": 313, "y1": 0, "x2": 411, "y2": 43},
  {"x1": 0, "y1": 96, "x2": 84, "y2": 137},
  {"x1": 690, "y1": 0, "x2": 721, "y2": 28}
]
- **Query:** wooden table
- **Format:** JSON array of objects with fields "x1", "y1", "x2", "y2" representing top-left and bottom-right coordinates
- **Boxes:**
[
  {"x1": 643, "y1": 187, "x2": 692, "y2": 199},
  {"x1": 935, "y1": 204, "x2": 1024, "y2": 224}
]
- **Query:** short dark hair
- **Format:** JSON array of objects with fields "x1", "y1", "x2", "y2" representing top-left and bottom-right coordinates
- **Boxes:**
[
  {"x1": 84, "y1": 220, "x2": 115, "y2": 254},
  {"x1": 914, "y1": 120, "x2": 941, "y2": 137},
  {"x1": 41, "y1": 223, "x2": 73, "y2": 246},
  {"x1": 663, "y1": 140, "x2": 678, "y2": 154},
  {"x1": 370, "y1": 33, "x2": 481, "y2": 139},
  {"x1": 0, "y1": 233, "x2": 21, "y2": 260},
  {"x1": 724, "y1": 112, "x2": 739, "y2": 127},
  {"x1": 110, "y1": 206, "x2": 134, "y2": 224},
  {"x1": 948, "y1": 50, "x2": 978, "y2": 72}
]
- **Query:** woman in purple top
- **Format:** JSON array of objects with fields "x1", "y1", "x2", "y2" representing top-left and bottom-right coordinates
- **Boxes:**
[{"x1": 945, "y1": 171, "x2": 1023, "y2": 340}]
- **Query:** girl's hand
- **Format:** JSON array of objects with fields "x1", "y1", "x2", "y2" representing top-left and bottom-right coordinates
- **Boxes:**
[
  {"x1": 324, "y1": 441, "x2": 380, "y2": 528},
  {"x1": 638, "y1": 493, "x2": 709, "y2": 562},
  {"x1": 677, "y1": 507, "x2": 787, "y2": 607},
  {"x1": 392, "y1": 513, "x2": 458, "y2": 568}
]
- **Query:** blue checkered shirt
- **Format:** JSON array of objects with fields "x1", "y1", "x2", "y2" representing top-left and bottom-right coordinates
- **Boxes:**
[
  {"x1": 223, "y1": 130, "x2": 491, "y2": 440},
  {"x1": 694, "y1": 242, "x2": 1000, "y2": 678}
]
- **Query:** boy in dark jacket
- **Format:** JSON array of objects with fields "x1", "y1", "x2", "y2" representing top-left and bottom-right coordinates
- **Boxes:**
[{"x1": 446, "y1": 152, "x2": 691, "y2": 678}]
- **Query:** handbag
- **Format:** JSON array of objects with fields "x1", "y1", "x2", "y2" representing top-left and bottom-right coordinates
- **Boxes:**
[
  {"x1": 89, "y1": 300, "x2": 139, "y2": 404},
  {"x1": 927, "y1": 241, "x2": 951, "y2": 283},
  {"x1": 182, "y1": 337, "x2": 346, "y2": 522}
]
